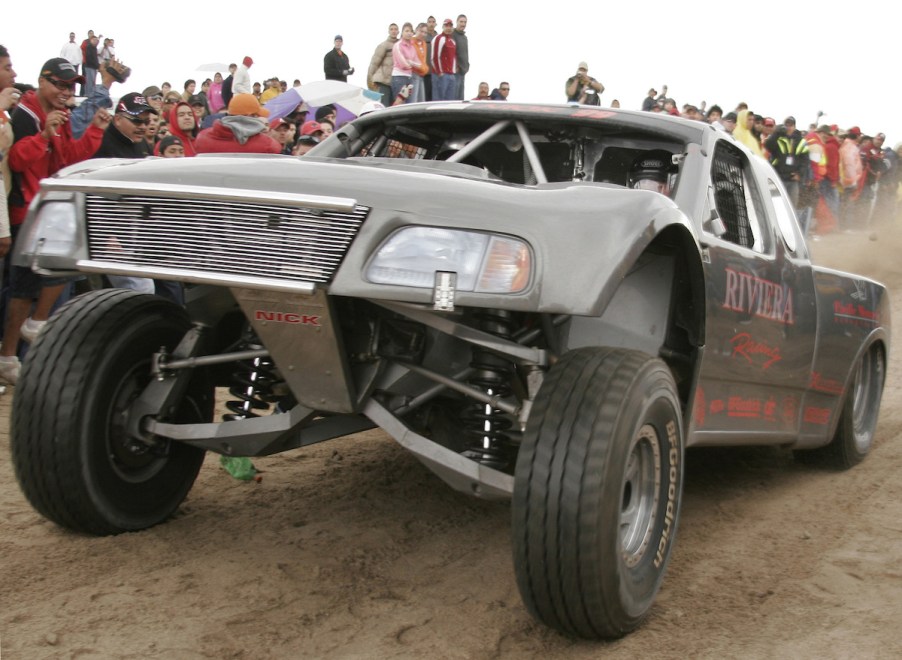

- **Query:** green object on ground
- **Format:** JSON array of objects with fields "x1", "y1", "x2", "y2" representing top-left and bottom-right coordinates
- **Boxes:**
[{"x1": 220, "y1": 456, "x2": 257, "y2": 480}]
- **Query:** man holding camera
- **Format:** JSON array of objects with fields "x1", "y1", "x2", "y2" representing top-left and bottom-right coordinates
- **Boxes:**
[{"x1": 565, "y1": 62, "x2": 604, "y2": 106}]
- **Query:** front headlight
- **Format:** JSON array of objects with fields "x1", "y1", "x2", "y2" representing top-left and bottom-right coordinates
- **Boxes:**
[
  {"x1": 366, "y1": 227, "x2": 531, "y2": 293},
  {"x1": 15, "y1": 201, "x2": 79, "y2": 259}
]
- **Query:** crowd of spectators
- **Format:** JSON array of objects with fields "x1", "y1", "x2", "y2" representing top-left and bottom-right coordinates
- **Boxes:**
[
  {"x1": 0, "y1": 30, "x2": 900, "y2": 383},
  {"x1": 634, "y1": 90, "x2": 901, "y2": 240}
]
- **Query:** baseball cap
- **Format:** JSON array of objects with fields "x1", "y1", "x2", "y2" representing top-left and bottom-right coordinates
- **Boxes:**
[
  {"x1": 723, "y1": 112, "x2": 737, "y2": 122},
  {"x1": 269, "y1": 118, "x2": 291, "y2": 129},
  {"x1": 227, "y1": 93, "x2": 270, "y2": 117},
  {"x1": 158, "y1": 135, "x2": 184, "y2": 152},
  {"x1": 301, "y1": 120, "x2": 323, "y2": 136},
  {"x1": 188, "y1": 94, "x2": 206, "y2": 107},
  {"x1": 784, "y1": 116, "x2": 796, "y2": 125},
  {"x1": 142, "y1": 85, "x2": 163, "y2": 99},
  {"x1": 41, "y1": 57, "x2": 85, "y2": 84},
  {"x1": 443, "y1": 18, "x2": 453, "y2": 26},
  {"x1": 334, "y1": 34, "x2": 343, "y2": 41},
  {"x1": 296, "y1": 135, "x2": 320, "y2": 145},
  {"x1": 847, "y1": 126, "x2": 861, "y2": 137},
  {"x1": 578, "y1": 61, "x2": 589, "y2": 71},
  {"x1": 242, "y1": 56, "x2": 254, "y2": 67},
  {"x1": 116, "y1": 92, "x2": 157, "y2": 115},
  {"x1": 649, "y1": 88, "x2": 657, "y2": 95}
]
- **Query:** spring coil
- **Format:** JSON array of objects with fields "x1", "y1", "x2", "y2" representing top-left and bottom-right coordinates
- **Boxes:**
[
  {"x1": 462, "y1": 311, "x2": 516, "y2": 468},
  {"x1": 223, "y1": 344, "x2": 281, "y2": 421}
]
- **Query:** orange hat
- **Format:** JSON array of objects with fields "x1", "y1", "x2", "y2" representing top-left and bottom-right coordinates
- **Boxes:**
[{"x1": 228, "y1": 93, "x2": 269, "y2": 117}]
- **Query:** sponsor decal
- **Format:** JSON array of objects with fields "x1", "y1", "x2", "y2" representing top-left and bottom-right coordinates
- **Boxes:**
[
  {"x1": 850, "y1": 280, "x2": 868, "y2": 302},
  {"x1": 727, "y1": 395, "x2": 761, "y2": 418},
  {"x1": 803, "y1": 406, "x2": 831, "y2": 425},
  {"x1": 833, "y1": 300, "x2": 878, "y2": 326},
  {"x1": 809, "y1": 372, "x2": 844, "y2": 395},
  {"x1": 730, "y1": 332, "x2": 782, "y2": 369},
  {"x1": 573, "y1": 109, "x2": 616, "y2": 120},
  {"x1": 705, "y1": 394, "x2": 784, "y2": 424},
  {"x1": 722, "y1": 268, "x2": 794, "y2": 325},
  {"x1": 782, "y1": 396, "x2": 798, "y2": 426},
  {"x1": 254, "y1": 310, "x2": 321, "y2": 326},
  {"x1": 654, "y1": 420, "x2": 679, "y2": 569}
]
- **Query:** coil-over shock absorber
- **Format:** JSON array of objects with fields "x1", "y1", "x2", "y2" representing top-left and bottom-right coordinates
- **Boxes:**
[
  {"x1": 223, "y1": 328, "x2": 284, "y2": 421},
  {"x1": 462, "y1": 310, "x2": 516, "y2": 470}
]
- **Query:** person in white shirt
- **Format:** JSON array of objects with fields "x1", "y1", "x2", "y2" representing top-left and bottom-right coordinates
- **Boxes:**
[
  {"x1": 233, "y1": 56, "x2": 253, "y2": 94},
  {"x1": 59, "y1": 32, "x2": 83, "y2": 73}
]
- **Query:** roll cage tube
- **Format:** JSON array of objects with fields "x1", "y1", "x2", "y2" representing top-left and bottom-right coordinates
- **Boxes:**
[{"x1": 445, "y1": 119, "x2": 549, "y2": 184}]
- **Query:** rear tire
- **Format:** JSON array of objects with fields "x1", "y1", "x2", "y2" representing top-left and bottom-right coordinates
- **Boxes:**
[
  {"x1": 799, "y1": 343, "x2": 885, "y2": 469},
  {"x1": 512, "y1": 347, "x2": 684, "y2": 638},
  {"x1": 11, "y1": 290, "x2": 213, "y2": 535}
]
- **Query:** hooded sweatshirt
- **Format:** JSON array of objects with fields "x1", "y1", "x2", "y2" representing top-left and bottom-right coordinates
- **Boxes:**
[
  {"x1": 167, "y1": 101, "x2": 198, "y2": 156},
  {"x1": 7, "y1": 90, "x2": 104, "y2": 225},
  {"x1": 195, "y1": 116, "x2": 281, "y2": 154},
  {"x1": 732, "y1": 109, "x2": 764, "y2": 158}
]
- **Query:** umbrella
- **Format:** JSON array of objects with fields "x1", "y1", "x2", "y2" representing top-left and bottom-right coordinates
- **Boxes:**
[
  {"x1": 298, "y1": 80, "x2": 382, "y2": 116},
  {"x1": 264, "y1": 81, "x2": 381, "y2": 124},
  {"x1": 195, "y1": 62, "x2": 230, "y2": 73}
]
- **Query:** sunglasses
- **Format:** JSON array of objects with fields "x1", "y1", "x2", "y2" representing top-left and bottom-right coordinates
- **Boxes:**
[
  {"x1": 119, "y1": 114, "x2": 151, "y2": 126},
  {"x1": 148, "y1": 94, "x2": 163, "y2": 101},
  {"x1": 44, "y1": 76, "x2": 77, "y2": 91}
]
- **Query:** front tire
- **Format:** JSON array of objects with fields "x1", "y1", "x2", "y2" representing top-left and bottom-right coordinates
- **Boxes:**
[
  {"x1": 11, "y1": 290, "x2": 213, "y2": 535},
  {"x1": 512, "y1": 348, "x2": 684, "y2": 638}
]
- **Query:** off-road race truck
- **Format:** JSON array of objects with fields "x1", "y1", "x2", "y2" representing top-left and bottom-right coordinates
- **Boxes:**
[{"x1": 10, "y1": 102, "x2": 889, "y2": 638}]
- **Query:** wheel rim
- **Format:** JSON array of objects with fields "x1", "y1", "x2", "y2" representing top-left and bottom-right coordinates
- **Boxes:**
[
  {"x1": 105, "y1": 361, "x2": 168, "y2": 483},
  {"x1": 620, "y1": 423, "x2": 662, "y2": 567},
  {"x1": 851, "y1": 347, "x2": 881, "y2": 451}
]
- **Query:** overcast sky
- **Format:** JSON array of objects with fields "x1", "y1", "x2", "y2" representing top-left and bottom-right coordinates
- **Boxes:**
[{"x1": 4, "y1": 1, "x2": 897, "y2": 143}]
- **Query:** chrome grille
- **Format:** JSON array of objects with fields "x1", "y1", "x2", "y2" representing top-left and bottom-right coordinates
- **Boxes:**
[{"x1": 84, "y1": 194, "x2": 369, "y2": 284}]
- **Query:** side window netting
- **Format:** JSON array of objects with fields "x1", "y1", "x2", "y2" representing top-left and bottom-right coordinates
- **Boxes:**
[{"x1": 711, "y1": 142, "x2": 753, "y2": 249}]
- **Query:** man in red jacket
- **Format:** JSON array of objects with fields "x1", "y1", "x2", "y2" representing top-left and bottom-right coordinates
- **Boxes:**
[
  {"x1": 195, "y1": 93, "x2": 280, "y2": 154},
  {"x1": 1, "y1": 57, "x2": 110, "y2": 384}
]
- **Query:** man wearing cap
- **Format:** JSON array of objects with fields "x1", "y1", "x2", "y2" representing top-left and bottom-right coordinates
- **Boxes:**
[
  {"x1": 325, "y1": 36, "x2": 354, "y2": 82},
  {"x1": 1, "y1": 57, "x2": 112, "y2": 383},
  {"x1": 155, "y1": 135, "x2": 185, "y2": 157},
  {"x1": 292, "y1": 134, "x2": 319, "y2": 156},
  {"x1": 765, "y1": 116, "x2": 810, "y2": 209},
  {"x1": 431, "y1": 19, "x2": 457, "y2": 101},
  {"x1": 642, "y1": 88, "x2": 657, "y2": 112},
  {"x1": 268, "y1": 118, "x2": 295, "y2": 154},
  {"x1": 368, "y1": 24, "x2": 400, "y2": 107},
  {"x1": 565, "y1": 63, "x2": 604, "y2": 106},
  {"x1": 300, "y1": 120, "x2": 325, "y2": 142},
  {"x1": 195, "y1": 93, "x2": 280, "y2": 154},
  {"x1": 188, "y1": 94, "x2": 208, "y2": 124},
  {"x1": 142, "y1": 85, "x2": 164, "y2": 114},
  {"x1": 234, "y1": 57, "x2": 253, "y2": 95},
  {"x1": 92, "y1": 92, "x2": 157, "y2": 158}
]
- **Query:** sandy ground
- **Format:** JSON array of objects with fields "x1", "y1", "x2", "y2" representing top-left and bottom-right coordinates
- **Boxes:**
[{"x1": 3, "y1": 225, "x2": 902, "y2": 659}]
